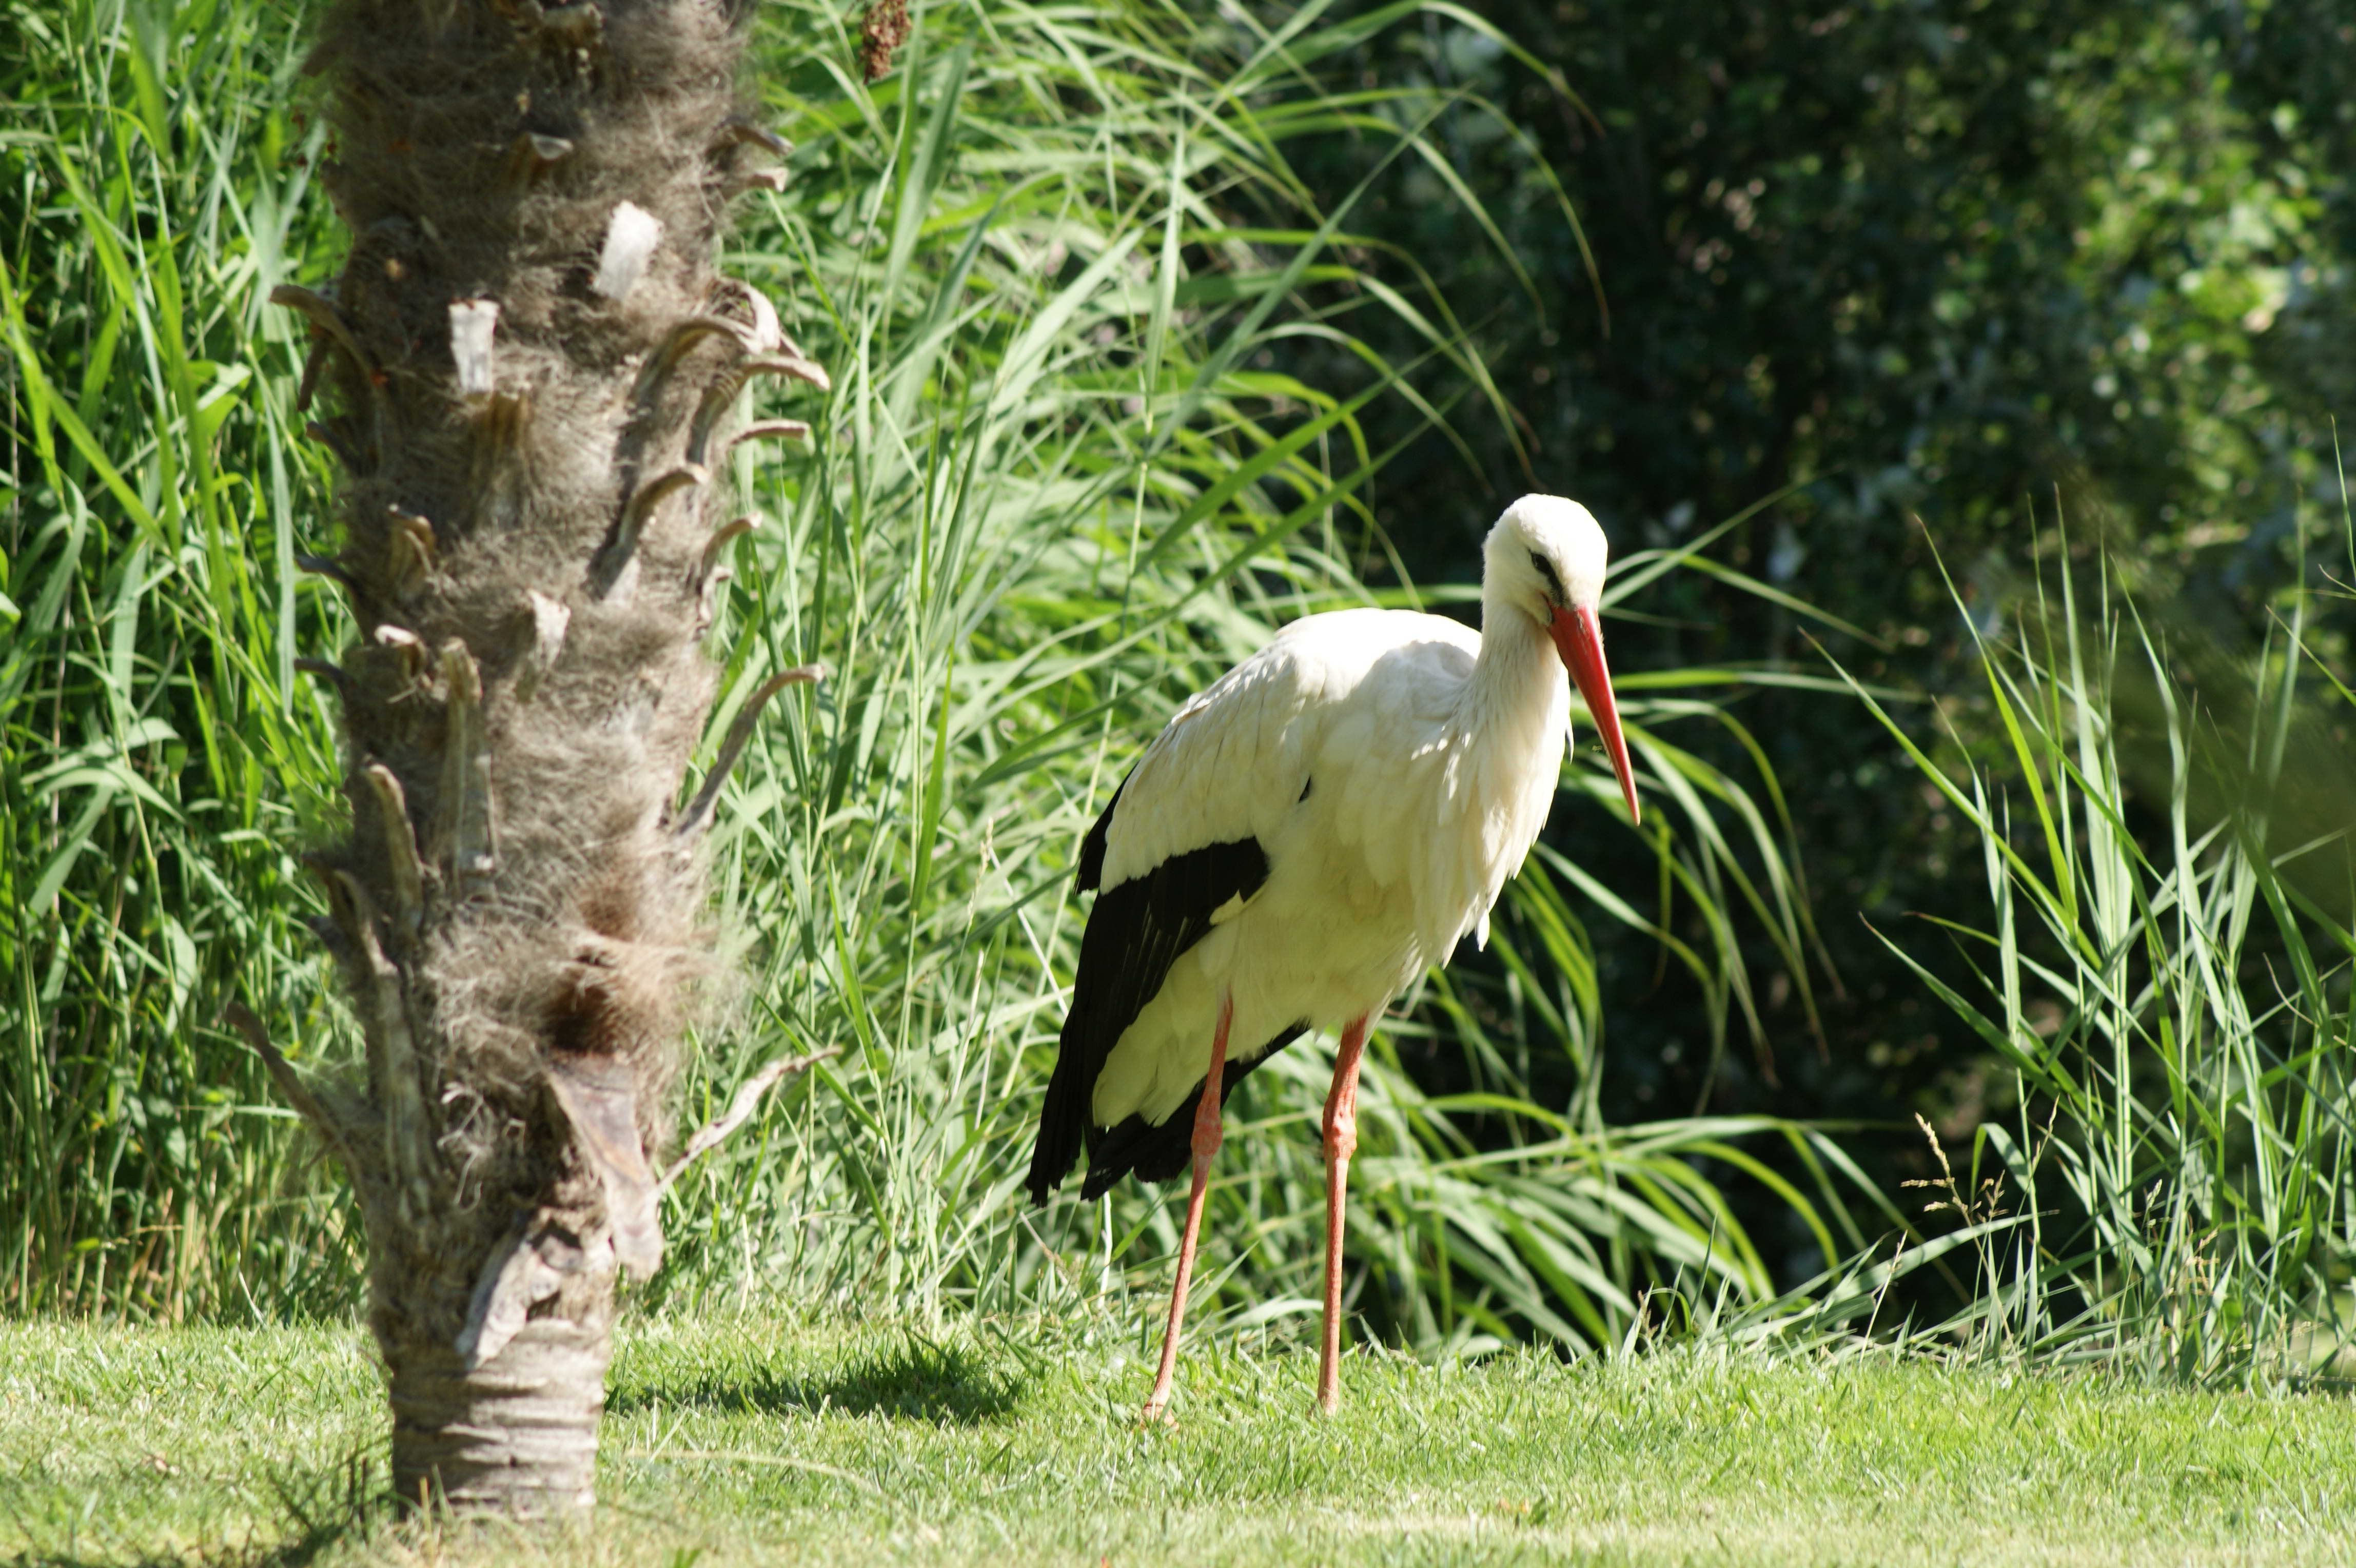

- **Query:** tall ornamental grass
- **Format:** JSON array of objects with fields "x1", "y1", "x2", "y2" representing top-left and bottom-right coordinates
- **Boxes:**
[
  {"x1": 1, "y1": 0, "x2": 355, "y2": 1316},
  {"x1": 651, "y1": 2, "x2": 1875, "y2": 1361},
  {"x1": 1830, "y1": 498, "x2": 2356, "y2": 1382},
  {"x1": 2, "y1": 0, "x2": 1871, "y2": 1357}
]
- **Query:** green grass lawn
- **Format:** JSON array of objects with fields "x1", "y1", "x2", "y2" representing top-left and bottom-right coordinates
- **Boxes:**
[{"x1": 5, "y1": 1316, "x2": 2353, "y2": 1566}]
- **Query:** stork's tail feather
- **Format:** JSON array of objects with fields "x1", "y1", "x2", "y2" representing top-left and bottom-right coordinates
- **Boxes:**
[
  {"x1": 1025, "y1": 1020, "x2": 1089, "y2": 1205},
  {"x1": 1071, "y1": 1024, "x2": 1308, "y2": 1201}
]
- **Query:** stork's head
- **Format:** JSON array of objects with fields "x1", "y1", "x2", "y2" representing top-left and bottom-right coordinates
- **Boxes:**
[{"x1": 1484, "y1": 494, "x2": 1640, "y2": 824}]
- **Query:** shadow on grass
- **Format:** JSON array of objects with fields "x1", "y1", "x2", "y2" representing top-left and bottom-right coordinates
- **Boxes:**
[
  {"x1": 611, "y1": 1334, "x2": 1026, "y2": 1427},
  {"x1": 7, "y1": 1449, "x2": 382, "y2": 1568}
]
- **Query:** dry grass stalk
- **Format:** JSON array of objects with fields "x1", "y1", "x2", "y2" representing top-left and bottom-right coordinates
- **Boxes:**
[{"x1": 860, "y1": 0, "x2": 911, "y2": 82}]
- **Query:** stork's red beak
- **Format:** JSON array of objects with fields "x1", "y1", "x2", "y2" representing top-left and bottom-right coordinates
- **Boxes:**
[{"x1": 1549, "y1": 604, "x2": 1641, "y2": 824}]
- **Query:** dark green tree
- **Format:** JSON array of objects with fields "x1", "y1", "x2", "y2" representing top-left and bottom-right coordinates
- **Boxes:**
[{"x1": 1278, "y1": 0, "x2": 2356, "y2": 1243}]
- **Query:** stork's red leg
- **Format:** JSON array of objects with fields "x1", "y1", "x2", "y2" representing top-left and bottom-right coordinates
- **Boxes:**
[
  {"x1": 1141, "y1": 990, "x2": 1233, "y2": 1423},
  {"x1": 1318, "y1": 1013, "x2": 1372, "y2": 1415}
]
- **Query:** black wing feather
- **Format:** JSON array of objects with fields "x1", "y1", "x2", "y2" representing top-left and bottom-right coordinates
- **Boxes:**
[
  {"x1": 1027, "y1": 775, "x2": 1282, "y2": 1204},
  {"x1": 1072, "y1": 763, "x2": 1132, "y2": 894}
]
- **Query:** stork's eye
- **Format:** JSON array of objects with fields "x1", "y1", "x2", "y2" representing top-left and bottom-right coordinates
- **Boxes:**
[{"x1": 1528, "y1": 549, "x2": 1566, "y2": 605}]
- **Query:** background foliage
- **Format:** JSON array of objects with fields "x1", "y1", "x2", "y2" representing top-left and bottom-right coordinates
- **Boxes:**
[
  {"x1": 1280, "y1": 0, "x2": 2356, "y2": 1297},
  {"x1": 2, "y1": 0, "x2": 2351, "y2": 1381},
  {"x1": 0, "y1": 0, "x2": 1830, "y2": 1346}
]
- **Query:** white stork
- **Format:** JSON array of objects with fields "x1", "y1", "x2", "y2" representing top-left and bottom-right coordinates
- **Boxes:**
[{"x1": 1026, "y1": 494, "x2": 1640, "y2": 1418}]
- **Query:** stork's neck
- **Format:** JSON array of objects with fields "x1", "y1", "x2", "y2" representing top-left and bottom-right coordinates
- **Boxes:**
[{"x1": 1460, "y1": 586, "x2": 1562, "y2": 741}]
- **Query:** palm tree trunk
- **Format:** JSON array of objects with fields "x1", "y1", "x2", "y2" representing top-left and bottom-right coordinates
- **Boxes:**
[
  {"x1": 255, "y1": 0, "x2": 823, "y2": 1515},
  {"x1": 388, "y1": 1320, "x2": 612, "y2": 1513}
]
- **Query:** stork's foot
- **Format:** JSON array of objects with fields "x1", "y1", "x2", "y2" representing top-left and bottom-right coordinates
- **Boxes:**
[{"x1": 1316, "y1": 1356, "x2": 1344, "y2": 1418}]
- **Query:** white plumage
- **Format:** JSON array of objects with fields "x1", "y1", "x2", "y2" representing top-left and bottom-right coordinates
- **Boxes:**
[
  {"x1": 1026, "y1": 494, "x2": 1640, "y2": 1419},
  {"x1": 1091, "y1": 604, "x2": 1567, "y2": 1129}
]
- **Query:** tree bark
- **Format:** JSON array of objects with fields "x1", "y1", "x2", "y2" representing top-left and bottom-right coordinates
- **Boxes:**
[
  {"x1": 267, "y1": 0, "x2": 822, "y2": 1516},
  {"x1": 389, "y1": 1320, "x2": 610, "y2": 1513}
]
